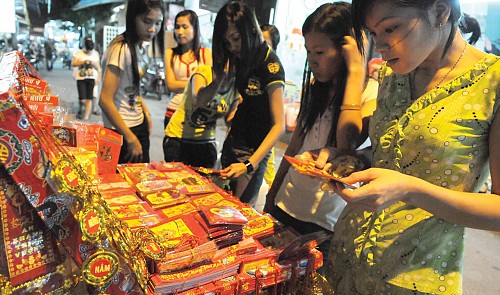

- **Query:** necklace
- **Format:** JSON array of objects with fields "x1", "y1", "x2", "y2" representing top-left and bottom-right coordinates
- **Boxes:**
[{"x1": 434, "y1": 40, "x2": 468, "y2": 88}]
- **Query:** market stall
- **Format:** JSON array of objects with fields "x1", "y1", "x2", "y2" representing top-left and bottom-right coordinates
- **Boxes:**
[{"x1": 0, "y1": 51, "x2": 329, "y2": 295}]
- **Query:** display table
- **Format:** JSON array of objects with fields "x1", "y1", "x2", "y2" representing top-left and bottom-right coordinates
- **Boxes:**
[{"x1": 0, "y1": 51, "x2": 327, "y2": 295}]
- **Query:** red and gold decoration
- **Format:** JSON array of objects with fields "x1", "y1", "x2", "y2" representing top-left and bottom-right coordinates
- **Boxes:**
[{"x1": 0, "y1": 51, "x2": 326, "y2": 294}]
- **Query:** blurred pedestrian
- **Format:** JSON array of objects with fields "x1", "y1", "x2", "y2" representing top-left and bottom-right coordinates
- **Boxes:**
[
  {"x1": 459, "y1": 13, "x2": 481, "y2": 45},
  {"x1": 72, "y1": 36, "x2": 101, "y2": 120},
  {"x1": 26, "y1": 38, "x2": 40, "y2": 69},
  {"x1": 261, "y1": 24, "x2": 280, "y2": 52},
  {"x1": 0, "y1": 39, "x2": 8, "y2": 58},
  {"x1": 44, "y1": 38, "x2": 55, "y2": 71}
]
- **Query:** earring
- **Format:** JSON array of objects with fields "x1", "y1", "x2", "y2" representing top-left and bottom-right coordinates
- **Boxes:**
[{"x1": 439, "y1": 22, "x2": 443, "y2": 29}]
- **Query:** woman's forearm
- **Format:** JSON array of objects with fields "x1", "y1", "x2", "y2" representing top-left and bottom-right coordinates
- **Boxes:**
[
  {"x1": 248, "y1": 123, "x2": 284, "y2": 167},
  {"x1": 407, "y1": 178, "x2": 500, "y2": 231}
]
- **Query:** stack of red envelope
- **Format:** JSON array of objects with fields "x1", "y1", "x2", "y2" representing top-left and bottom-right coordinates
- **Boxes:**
[{"x1": 197, "y1": 205, "x2": 248, "y2": 248}]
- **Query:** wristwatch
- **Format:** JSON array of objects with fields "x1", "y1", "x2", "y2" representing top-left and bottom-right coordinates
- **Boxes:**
[{"x1": 244, "y1": 160, "x2": 254, "y2": 173}]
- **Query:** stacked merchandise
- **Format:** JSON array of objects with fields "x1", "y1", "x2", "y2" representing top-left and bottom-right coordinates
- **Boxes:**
[
  {"x1": 98, "y1": 162, "x2": 326, "y2": 294},
  {"x1": 0, "y1": 51, "x2": 146, "y2": 295},
  {"x1": 197, "y1": 204, "x2": 247, "y2": 248},
  {"x1": 0, "y1": 51, "x2": 326, "y2": 294},
  {"x1": 0, "y1": 52, "x2": 72, "y2": 294}
]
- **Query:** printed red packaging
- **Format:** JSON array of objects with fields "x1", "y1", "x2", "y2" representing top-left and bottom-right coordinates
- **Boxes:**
[
  {"x1": 174, "y1": 282, "x2": 220, "y2": 295},
  {"x1": 97, "y1": 128, "x2": 122, "y2": 175},
  {"x1": 237, "y1": 263, "x2": 290, "y2": 294},
  {"x1": 102, "y1": 188, "x2": 142, "y2": 206},
  {"x1": 143, "y1": 190, "x2": 190, "y2": 210},
  {"x1": 37, "y1": 112, "x2": 54, "y2": 126},
  {"x1": 148, "y1": 255, "x2": 241, "y2": 294},
  {"x1": 98, "y1": 173, "x2": 131, "y2": 192},
  {"x1": 24, "y1": 94, "x2": 58, "y2": 114},
  {"x1": 122, "y1": 214, "x2": 163, "y2": 229},
  {"x1": 75, "y1": 122, "x2": 101, "y2": 150},
  {"x1": 239, "y1": 247, "x2": 277, "y2": 275},
  {"x1": 160, "y1": 202, "x2": 198, "y2": 219},
  {"x1": 0, "y1": 173, "x2": 61, "y2": 287},
  {"x1": 118, "y1": 164, "x2": 168, "y2": 183},
  {"x1": 19, "y1": 76, "x2": 48, "y2": 94},
  {"x1": 243, "y1": 214, "x2": 276, "y2": 239},
  {"x1": 162, "y1": 170, "x2": 214, "y2": 195},
  {"x1": 149, "y1": 213, "x2": 208, "y2": 247},
  {"x1": 109, "y1": 201, "x2": 155, "y2": 219},
  {"x1": 149, "y1": 161, "x2": 185, "y2": 172},
  {"x1": 52, "y1": 126, "x2": 77, "y2": 146},
  {"x1": 191, "y1": 193, "x2": 226, "y2": 207},
  {"x1": 215, "y1": 275, "x2": 238, "y2": 295},
  {"x1": 199, "y1": 205, "x2": 248, "y2": 226}
]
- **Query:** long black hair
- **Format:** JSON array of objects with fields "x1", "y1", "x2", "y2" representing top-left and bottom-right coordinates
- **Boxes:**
[
  {"x1": 260, "y1": 24, "x2": 280, "y2": 51},
  {"x1": 459, "y1": 13, "x2": 481, "y2": 45},
  {"x1": 212, "y1": 1, "x2": 264, "y2": 83},
  {"x1": 172, "y1": 10, "x2": 202, "y2": 62},
  {"x1": 297, "y1": 2, "x2": 352, "y2": 141},
  {"x1": 122, "y1": 0, "x2": 165, "y2": 87},
  {"x1": 351, "y1": 0, "x2": 468, "y2": 58}
]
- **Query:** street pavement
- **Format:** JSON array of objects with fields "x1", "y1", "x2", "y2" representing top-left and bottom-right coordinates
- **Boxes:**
[{"x1": 35, "y1": 59, "x2": 500, "y2": 294}]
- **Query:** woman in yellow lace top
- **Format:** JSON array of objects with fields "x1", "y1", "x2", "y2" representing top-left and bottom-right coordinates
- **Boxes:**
[{"x1": 319, "y1": 0, "x2": 500, "y2": 294}]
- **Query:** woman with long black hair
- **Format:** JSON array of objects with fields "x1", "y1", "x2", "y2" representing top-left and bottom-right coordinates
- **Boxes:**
[
  {"x1": 99, "y1": 0, "x2": 165, "y2": 163},
  {"x1": 213, "y1": 1, "x2": 286, "y2": 208}
]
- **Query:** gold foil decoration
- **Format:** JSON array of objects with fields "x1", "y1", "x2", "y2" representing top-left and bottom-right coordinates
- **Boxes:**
[
  {"x1": 107, "y1": 219, "x2": 138, "y2": 260},
  {"x1": 79, "y1": 207, "x2": 105, "y2": 243},
  {"x1": 130, "y1": 254, "x2": 149, "y2": 290},
  {"x1": 0, "y1": 275, "x2": 12, "y2": 295},
  {"x1": 51, "y1": 156, "x2": 85, "y2": 195},
  {"x1": 140, "y1": 237, "x2": 166, "y2": 261},
  {"x1": 81, "y1": 250, "x2": 120, "y2": 287}
]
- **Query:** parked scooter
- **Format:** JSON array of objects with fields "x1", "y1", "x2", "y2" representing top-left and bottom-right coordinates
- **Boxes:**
[{"x1": 141, "y1": 61, "x2": 166, "y2": 100}]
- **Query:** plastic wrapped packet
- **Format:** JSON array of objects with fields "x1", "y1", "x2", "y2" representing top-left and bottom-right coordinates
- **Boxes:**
[{"x1": 155, "y1": 240, "x2": 218, "y2": 273}]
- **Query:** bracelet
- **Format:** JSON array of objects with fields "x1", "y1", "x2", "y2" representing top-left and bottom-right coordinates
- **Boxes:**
[
  {"x1": 340, "y1": 104, "x2": 361, "y2": 111},
  {"x1": 243, "y1": 160, "x2": 254, "y2": 173}
]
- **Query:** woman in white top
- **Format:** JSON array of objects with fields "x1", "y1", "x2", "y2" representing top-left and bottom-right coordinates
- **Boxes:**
[
  {"x1": 164, "y1": 10, "x2": 212, "y2": 128},
  {"x1": 264, "y1": 2, "x2": 377, "y2": 273},
  {"x1": 99, "y1": 0, "x2": 164, "y2": 163},
  {"x1": 72, "y1": 36, "x2": 101, "y2": 120}
]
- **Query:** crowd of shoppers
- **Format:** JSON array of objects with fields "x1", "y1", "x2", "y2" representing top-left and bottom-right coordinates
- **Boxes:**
[{"x1": 72, "y1": 36, "x2": 101, "y2": 120}]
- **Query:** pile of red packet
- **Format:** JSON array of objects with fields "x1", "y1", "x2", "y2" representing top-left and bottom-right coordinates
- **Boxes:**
[
  {"x1": 90, "y1": 160, "x2": 325, "y2": 294},
  {"x1": 197, "y1": 204, "x2": 248, "y2": 248}
]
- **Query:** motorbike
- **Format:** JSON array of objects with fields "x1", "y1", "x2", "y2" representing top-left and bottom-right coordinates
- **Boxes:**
[
  {"x1": 141, "y1": 61, "x2": 167, "y2": 100},
  {"x1": 22, "y1": 48, "x2": 41, "y2": 70},
  {"x1": 60, "y1": 50, "x2": 72, "y2": 70}
]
